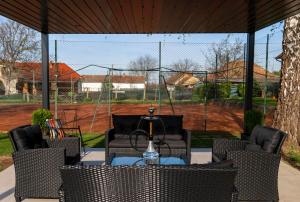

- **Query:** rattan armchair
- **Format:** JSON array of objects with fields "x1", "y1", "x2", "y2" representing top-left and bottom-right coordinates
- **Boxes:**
[
  {"x1": 9, "y1": 125, "x2": 81, "y2": 202},
  {"x1": 212, "y1": 125, "x2": 287, "y2": 201},
  {"x1": 59, "y1": 165, "x2": 238, "y2": 202}
]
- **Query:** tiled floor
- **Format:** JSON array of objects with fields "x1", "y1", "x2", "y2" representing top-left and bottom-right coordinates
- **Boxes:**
[{"x1": 0, "y1": 148, "x2": 299, "y2": 202}]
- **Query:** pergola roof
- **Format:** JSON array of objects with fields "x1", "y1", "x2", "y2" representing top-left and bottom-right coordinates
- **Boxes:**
[{"x1": 0, "y1": 0, "x2": 299, "y2": 34}]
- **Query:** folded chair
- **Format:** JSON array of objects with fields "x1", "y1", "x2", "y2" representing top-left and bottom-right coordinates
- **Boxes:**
[{"x1": 46, "y1": 118, "x2": 86, "y2": 153}]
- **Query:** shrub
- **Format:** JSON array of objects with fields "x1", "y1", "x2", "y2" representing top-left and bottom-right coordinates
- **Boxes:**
[
  {"x1": 253, "y1": 80, "x2": 262, "y2": 97},
  {"x1": 237, "y1": 84, "x2": 245, "y2": 97},
  {"x1": 244, "y1": 109, "x2": 264, "y2": 134},
  {"x1": 32, "y1": 108, "x2": 52, "y2": 130}
]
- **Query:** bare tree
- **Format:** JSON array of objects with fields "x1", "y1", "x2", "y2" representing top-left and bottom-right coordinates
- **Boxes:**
[
  {"x1": 273, "y1": 14, "x2": 300, "y2": 150},
  {"x1": 204, "y1": 34, "x2": 244, "y2": 68},
  {"x1": 128, "y1": 55, "x2": 157, "y2": 100},
  {"x1": 171, "y1": 58, "x2": 200, "y2": 72},
  {"x1": 0, "y1": 20, "x2": 39, "y2": 95}
]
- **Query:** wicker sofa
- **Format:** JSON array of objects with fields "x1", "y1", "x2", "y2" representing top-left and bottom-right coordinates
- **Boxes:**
[
  {"x1": 8, "y1": 125, "x2": 81, "y2": 202},
  {"x1": 59, "y1": 164, "x2": 238, "y2": 202},
  {"x1": 212, "y1": 125, "x2": 287, "y2": 202},
  {"x1": 105, "y1": 114, "x2": 191, "y2": 164}
]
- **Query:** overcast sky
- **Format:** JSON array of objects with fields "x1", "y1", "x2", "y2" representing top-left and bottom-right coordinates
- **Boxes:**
[{"x1": 0, "y1": 15, "x2": 283, "y2": 75}]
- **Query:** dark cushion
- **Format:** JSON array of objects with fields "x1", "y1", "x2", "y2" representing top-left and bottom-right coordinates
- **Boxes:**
[
  {"x1": 109, "y1": 139, "x2": 186, "y2": 149},
  {"x1": 155, "y1": 115, "x2": 183, "y2": 134},
  {"x1": 112, "y1": 115, "x2": 142, "y2": 134},
  {"x1": 109, "y1": 138, "x2": 148, "y2": 148},
  {"x1": 23, "y1": 125, "x2": 46, "y2": 147},
  {"x1": 250, "y1": 125, "x2": 283, "y2": 153},
  {"x1": 245, "y1": 144, "x2": 262, "y2": 152},
  {"x1": 263, "y1": 133, "x2": 281, "y2": 153},
  {"x1": 10, "y1": 128, "x2": 34, "y2": 150},
  {"x1": 155, "y1": 134, "x2": 183, "y2": 140},
  {"x1": 191, "y1": 160, "x2": 233, "y2": 169}
]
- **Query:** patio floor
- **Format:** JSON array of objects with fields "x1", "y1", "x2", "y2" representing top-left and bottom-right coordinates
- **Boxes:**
[{"x1": 0, "y1": 148, "x2": 300, "y2": 202}]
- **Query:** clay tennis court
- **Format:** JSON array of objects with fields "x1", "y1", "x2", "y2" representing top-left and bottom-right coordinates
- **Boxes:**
[{"x1": 0, "y1": 103, "x2": 273, "y2": 134}]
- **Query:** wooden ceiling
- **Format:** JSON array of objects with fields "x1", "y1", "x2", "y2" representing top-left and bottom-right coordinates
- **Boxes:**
[{"x1": 0, "y1": 0, "x2": 299, "y2": 34}]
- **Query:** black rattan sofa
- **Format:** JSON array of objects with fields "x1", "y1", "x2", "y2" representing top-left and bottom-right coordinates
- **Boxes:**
[
  {"x1": 105, "y1": 114, "x2": 191, "y2": 164},
  {"x1": 212, "y1": 125, "x2": 287, "y2": 202},
  {"x1": 8, "y1": 124, "x2": 81, "y2": 202},
  {"x1": 59, "y1": 164, "x2": 238, "y2": 202}
]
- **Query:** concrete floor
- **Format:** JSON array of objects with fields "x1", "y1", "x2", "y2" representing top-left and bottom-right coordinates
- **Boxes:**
[{"x1": 1, "y1": 148, "x2": 300, "y2": 202}]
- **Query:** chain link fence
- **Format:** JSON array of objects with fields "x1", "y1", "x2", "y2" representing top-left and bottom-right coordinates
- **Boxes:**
[{"x1": 0, "y1": 37, "x2": 282, "y2": 134}]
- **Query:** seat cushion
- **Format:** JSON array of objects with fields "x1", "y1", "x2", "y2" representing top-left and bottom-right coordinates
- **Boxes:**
[
  {"x1": 10, "y1": 128, "x2": 35, "y2": 150},
  {"x1": 192, "y1": 160, "x2": 234, "y2": 169},
  {"x1": 109, "y1": 138, "x2": 148, "y2": 148},
  {"x1": 155, "y1": 134, "x2": 183, "y2": 140},
  {"x1": 109, "y1": 139, "x2": 186, "y2": 149}
]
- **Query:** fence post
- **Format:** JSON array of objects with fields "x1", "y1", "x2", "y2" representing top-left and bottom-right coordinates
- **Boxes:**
[
  {"x1": 263, "y1": 34, "x2": 269, "y2": 117},
  {"x1": 158, "y1": 41, "x2": 162, "y2": 114},
  {"x1": 54, "y1": 40, "x2": 58, "y2": 119}
]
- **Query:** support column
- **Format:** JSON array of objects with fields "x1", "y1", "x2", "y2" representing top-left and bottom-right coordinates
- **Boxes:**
[
  {"x1": 41, "y1": 0, "x2": 49, "y2": 109},
  {"x1": 244, "y1": 32, "x2": 255, "y2": 134},
  {"x1": 245, "y1": 32, "x2": 255, "y2": 111},
  {"x1": 41, "y1": 33, "x2": 49, "y2": 109}
]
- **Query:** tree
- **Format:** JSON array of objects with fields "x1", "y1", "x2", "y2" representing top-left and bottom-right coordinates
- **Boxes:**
[
  {"x1": 171, "y1": 58, "x2": 200, "y2": 72},
  {"x1": 128, "y1": 55, "x2": 157, "y2": 100},
  {"x1": 204, "y1": 34, "x2": 244, "y2": 68},
  {"x1": 273, "y1": 14, "x2": 300, "y2": 149},
  {"x1": 0, "y1": 20, "x2": 39, "y2": 95}
]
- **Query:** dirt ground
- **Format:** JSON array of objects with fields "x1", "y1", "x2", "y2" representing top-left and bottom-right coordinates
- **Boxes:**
[{"x1": 0, "y1": 103, "x2": 274, "y2": 134}]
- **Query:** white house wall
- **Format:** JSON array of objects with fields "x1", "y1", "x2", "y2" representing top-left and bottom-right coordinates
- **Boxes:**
[
  {"x1": 113, "y1": 83, "x2": 144, "y2": 90},
  {"x1": 82, "y1": 83, "x2": 102, "y2": 92},
  {"x1": 81, "y1": 82, "x2": 144, "y2": 92}
]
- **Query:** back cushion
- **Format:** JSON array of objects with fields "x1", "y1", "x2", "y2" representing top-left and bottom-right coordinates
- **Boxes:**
[
  {"x1": 159, "y1": 115, "x2": 183, "y2": 134},
  {"x1": 23, "y1": 125, "x2": 43, "y2": 143},
  {"x1": 10, "y1": 128, "x2": 34, "y2": 151},
  {"x1": 250, "y1": 125, "x2": 283, "y2": 153},
  {"x1": 112, "y1": 115, "x2": 142, "y2": 134}
]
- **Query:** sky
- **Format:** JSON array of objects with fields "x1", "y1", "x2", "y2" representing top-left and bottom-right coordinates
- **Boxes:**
[{"x1": 0, "y1": 15, "x2": 284, "y2": 76}]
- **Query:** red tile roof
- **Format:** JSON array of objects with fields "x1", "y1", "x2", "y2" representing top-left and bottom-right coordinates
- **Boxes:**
[
  {"x1": 81, "y1": 74, "x2": 145, "y2": 83},
  {"x1": 16, "y1": 62, "x2": 80, "y2": 82},
  {"x1": 207, "y1": 60, "x2": 279, "y2": 82}
]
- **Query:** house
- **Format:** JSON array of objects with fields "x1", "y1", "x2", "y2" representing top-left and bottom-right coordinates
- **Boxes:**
[
  {"x1": 166, "y1": 73, "x2": 200, "y2": 91},
  {"x1": 207, "y1": 60, "x2": 279, "y2": 83},
  {"x1": 80, "y1": 74, "x2": 145, "y2": 92},
  {"x1": 0, "y1": 62, "x2": 80, "y2": 95}
]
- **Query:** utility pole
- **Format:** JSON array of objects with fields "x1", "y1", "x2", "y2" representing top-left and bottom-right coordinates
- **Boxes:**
[
  {"x1": 263, "y1": 34, "x2": 269, "y2": 117},
  {"x1": 158, "y1": 41, "x2": 162, "y2": 114},
  {"x1": 70, "y1": 75, "x2": 73, "y2": 104}
]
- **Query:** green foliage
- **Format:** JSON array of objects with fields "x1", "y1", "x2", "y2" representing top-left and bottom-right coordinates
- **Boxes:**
[
  {"x1": 244, "y1": 109, "x2": 264, "y2": 133},
  {"x1": 253, "y1": 80, "x2": 262, "y2": 97},
  {"x1": 0, "y1": 133, "x2": 13, "y2": 156},
  {"x1": 219, "y1": 82, "x2": 231, "y2": 98},
  {"x1": 237, "y1": 84, "x2": 245, "y2": 97},
  {"x1": 197, "y1": 82, "x2": 232, "y2": 100},
  {"x1": 32, "y1": 108, "x2": 52, "y2": 129},
  {"x1": 287, "y1": 148, "x2": 300, "y2": 167}
]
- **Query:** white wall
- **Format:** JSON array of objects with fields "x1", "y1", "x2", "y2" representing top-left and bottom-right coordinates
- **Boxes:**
[
  {"x1": 82, "y1": 82, "x2": 102, "y2": 92},
  {"x1": 81, "y1": 82, "x2": 144, "y2": 92},
  {"x1": 113, "y1": 83, "x2": 144, "y2": 90}
]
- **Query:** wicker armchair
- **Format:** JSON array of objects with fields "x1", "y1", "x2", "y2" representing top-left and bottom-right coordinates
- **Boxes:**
[
  {"x1": 212, "y1": 125, "x2": 287, "y2": 201},
  {"x1": 59, "y1": 165, "x2": 238, "y2": 202},
  {"x1": 8, "y1": 125, "x2": 81, "y2": 202}
]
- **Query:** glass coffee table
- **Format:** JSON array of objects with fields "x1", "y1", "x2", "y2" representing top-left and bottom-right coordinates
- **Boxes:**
[{"x1": 108, "y1": 153, "x2": 188, "y2": 166}]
